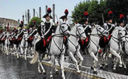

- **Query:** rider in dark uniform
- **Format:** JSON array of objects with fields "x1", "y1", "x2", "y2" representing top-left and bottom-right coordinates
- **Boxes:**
[
  {"x1": 118, "y1": 14, "x2": 126, "y2": 53},
  {"x1": 83, "y1": 11, "x2": 92, "y2": 37},
  {"x1": 38, "y1": 8, "x2": 56, "y2": 44},
  {"x1": 79, "y1": 11, "x2": 91, "y2": 50},
  {"x1": 36, "y1": 8, "x2": 56, "y2": 57},
  {"x1": 59, "y1": 9, "x2": 71, "y2": 55},
  {"x1": 103, "y1": 10, "x2": 115, "y2": 35}
]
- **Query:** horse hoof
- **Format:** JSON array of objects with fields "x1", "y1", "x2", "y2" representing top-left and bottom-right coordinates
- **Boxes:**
[
  {"x1": 113, "y1": 67, "x2": 116, "y2": 70},
  {"x1": 91, "y1": 67, "x2": 94, "y2": 70},
  {"x1": 119, "y1": 64, "x2": 123, "y2": 68},
  {"x1": 93, "y1": 70, "x2": 97, "y2": 74},
  {"x1": 50, "y1": 74, "x2": 53, "y2": 78},
  {"x1": 100, "y1": 65, "x2": 103, "y2": 69},
  {"x1": 43, "y1": 72, "x2": 46, "y2": 75},
  {"x1": 77, "y1": 70, "x2": 81, "y2": 73},
  {"x1": 55, "y1": 71, "x2": 59, "y2": 75}
]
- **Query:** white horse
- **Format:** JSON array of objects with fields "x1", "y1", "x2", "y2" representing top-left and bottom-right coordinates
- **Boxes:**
[
  {"x1": 87, "y1": 25, "x2": 108, "y2": 73},
  {"x1": 20, "y1": 30, "x2": 29, "y2": 60},
  {"x1": 4, "y1": 31, "x2": 10, "y2": 55},
  {"x1": 49, "y1": 22, "x2": 70, "y2": 79},
  {"x1": 109, "y1": 27, "x2": 125, "y2": 70},
  {"x1": 125, "y1": 24, "x2": 128, "y2": 55},
  {"x1": 67, "y1": 24, "x2": 86, "y2": 72},
  {"x1": 30, "y1": 22, "x2": 70, "y2": 79}
]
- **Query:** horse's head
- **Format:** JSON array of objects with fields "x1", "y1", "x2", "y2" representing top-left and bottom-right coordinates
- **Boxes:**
[
  {"x1": 76, "y1": 24, "x2": 86, "y2": 40},
  {"x1": 59, "y1": 23, "x2": 70, "y2": 35},
  {"x1": 118, "y1": 29, "x2": 126, "y2": 42},
  {"x1": 23, "y1": 31, "x2": 28, "y2": 41},
  {"x1": 95, "y1": 25, "x2": 108, "y2": 36}
]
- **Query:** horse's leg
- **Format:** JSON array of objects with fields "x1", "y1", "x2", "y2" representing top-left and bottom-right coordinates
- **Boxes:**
[
  {"x1": 24, "y1": 47, "x2": 27, "y2": 60},
  {"x1": 113, "y1": 57, "x2": 118, "y2": 70},
  {"x1": 38, "y1": 62, "x2": 41, "y2": 73},
  {"x1": 60, "y1": 54, "x2": 66, "y2": 79},
  {"x1": 76, "y1": 47, "x2": 83, "y2": 66},
  {"x1": 89, "y1": 51, "x2": 98, "y2": 62},
  {"x1": 69, "y1": 51, "x2": 80, "y2": 72},
  {"x1": 110, "y1": 48, "x2": 123, "y2": 67},
  {"x1": 5, "y1": 44, "x2": 8, "y2": 55},
  {"x1": 14, "y1": 44, "x2": 19, "y2": 58},
  {"x1": 38, "y1": 56, "x2": 46, "y2": 74},
  {"x1": 50, "y1": 55, "x2": 55, "y2": 78},
  {"x1": 20, "y1": 45, "x2": 24, "y2": 55}
]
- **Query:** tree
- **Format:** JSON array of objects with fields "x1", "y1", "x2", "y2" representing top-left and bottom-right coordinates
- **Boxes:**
[
  {"x1": 72, "y1": 1, "x2": 90, "y2": 24},
  {"x1": 72, "y1": 0, "x2": 107, "y2": 24},
  {"x1": 106, "y1": 0, "x2": 128, "y2": 21},
  {"x1": 28, "y1": 17, "x2": 42, "y2": 27}
]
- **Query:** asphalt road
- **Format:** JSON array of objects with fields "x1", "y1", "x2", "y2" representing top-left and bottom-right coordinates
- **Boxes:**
[
  {"x1": 0, "y1": 51, "x2": 128, "y2": 79},
  {"x1": 0, "y1": 52, "x2": 95, "y2": 79}
]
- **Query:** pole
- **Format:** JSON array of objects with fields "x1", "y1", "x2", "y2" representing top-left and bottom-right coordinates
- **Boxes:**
[
  {"x1": 53, "y1": 4, "x2": 55, "y2": 23},
  {"x1": 39, "y1": 7, "x2": 41, "y2": 19},
  {"x1": 46, "y1": 5, "x2": 48, "y2": 13},
  {"x1": 33, "y1": 9, "x2": 35, "y2": 17},
  {"x1": 27, "y1": 9, "x2": 30, "y2": 24},
  {"x1": 22, "y1": 15, "x2": 24, "y2": 25}
]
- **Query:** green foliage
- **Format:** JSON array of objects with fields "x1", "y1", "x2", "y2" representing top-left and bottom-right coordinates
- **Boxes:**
[
  {"x1": 0, "y1": 26, "x2": 3, "y2": 30},
  {"x1": 28, "y1": 17, "x2": 42, "y2": 27},
  {"x1": 72, "y1": 0, "x2": 107, "y2": 24},
  {"x1": 72, "y1": 1, "x2": 90, "y2": 24},
  {"x1": 72, "y1": 0, "x2": 128, "y2": 24},
  {"x1": 106, "y1": 0, "x2": 128, "y2": 21}
]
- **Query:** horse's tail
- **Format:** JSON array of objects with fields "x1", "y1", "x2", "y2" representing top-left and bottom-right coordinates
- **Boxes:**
[{"x1": 30, "y1": 51, "x2": 38, "y2": 64}]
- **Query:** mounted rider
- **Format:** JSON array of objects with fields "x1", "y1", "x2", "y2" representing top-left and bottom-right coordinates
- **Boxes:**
[
  {"x1": 60, "y1": 9, "x2": 71, "y2": 43},
  {"x1": 79, "y1": 11, "x2": 91, "y2": 50},
  {"x1": 99, "y1": 10, "x2": 116, "y2": 48},
  {"x1": 28, "y1": 21, "x2": 38, "y2": 43},
  {"x1": 118, "y1": 14, "x2": 126, "y2": 53},
  {"x1": 59, "y1": 9, "x2": 71, "y2": 55},
  {"x1": 38, "y1": 8, "x2": 56, "y2": 47},
  {"x1": 59, "y1": 9, "x2": 71, "y2": 31},
  {"x1": 103, "y1": 10, "x2": 115, "y2": 35},
  {"x1": 83, "y1": 11, "x2": 92, "y2": 37}
]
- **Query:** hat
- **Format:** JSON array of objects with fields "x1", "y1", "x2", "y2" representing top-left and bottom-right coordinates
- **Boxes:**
[
  {"x1": 60, "y1": 9, "x2": 69, "y2": 19},
  {"x1": 84, "y1": 11, "x2": 89, "y2": 22},
  {"x1": 118, "y1": 14, "x2": 125, "y2": 24},
  {"x1": 19, "y1": 21, "x2": 23, "y2": 27},
  {"x1": 43, "y1": 8, "x2": 52, "y2": 19},
  {"x1": 106, "y1": 10, "x2": 113, "y2": 21}
]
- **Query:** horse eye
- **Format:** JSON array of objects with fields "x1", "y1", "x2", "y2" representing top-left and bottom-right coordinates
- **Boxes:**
[
  {"x1": 61, "y1": 26, "x2": 64, "y2": 28},
  {"x1": 78, "y1": 28, "x2": 81, "y2": 30}
]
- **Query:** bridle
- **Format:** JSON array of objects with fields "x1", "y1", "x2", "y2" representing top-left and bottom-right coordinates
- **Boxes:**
[
  {"x1": 59, "y1": 23, "x2": 69, "y2": 35},
  {"x1": 76, "y1": 26, "x2": 85, "y2": 38}
]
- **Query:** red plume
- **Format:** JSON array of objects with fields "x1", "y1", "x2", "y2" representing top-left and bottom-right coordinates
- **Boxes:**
[
  {"x1": 64, "y1": 9, "x2": 69, "y2": 15},
  {"x1": 108, "y1": 11, "x2": 113, "y2": 15},
  {"x1": 84, "y1": 11, "x2": 88, "y2": 16},
  {"x1": 21, "y1": 21, "x2": 23, "y2": 24},
  {"x1": 47, "y1": 8, "x2": 51, "y2": 13},
  {"x1": 120, "y1": 14, "x2": 124, "y2": 19},
  {"x1": 33, "y1": 20, "x2": 36, "y2": 24}
]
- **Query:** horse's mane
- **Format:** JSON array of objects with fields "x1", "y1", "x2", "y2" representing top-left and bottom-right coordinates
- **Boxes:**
[
  {"x1": 111, "y1": 27, "x2": 118, "y2": 37},
  {"x1": 70, "y1": 25, "x2": 77, "y2": 35},
  {"x1": 55, "y1": 24, "x2": 60, "y2": 34},
  {"x1": 91, "y1": 25, "x2": 98, "y2": 34}
]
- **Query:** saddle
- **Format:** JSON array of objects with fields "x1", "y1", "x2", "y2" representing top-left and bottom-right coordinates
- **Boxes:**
[
  {"x1": 35, "y1": 36, "x2": 52, "y2": 54},
  {"x1": 79, "y1": 36, "x2": 90, "y2": 51},
  {"x1": 17, "y1": 37, "x2": 22, "y2": 41},
  {"x1": 28, "y1": 36, "x2": 34, "y2": 41},
  {"x1": 99, "y1": 34, "x2": 112, "y2": 48}
]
